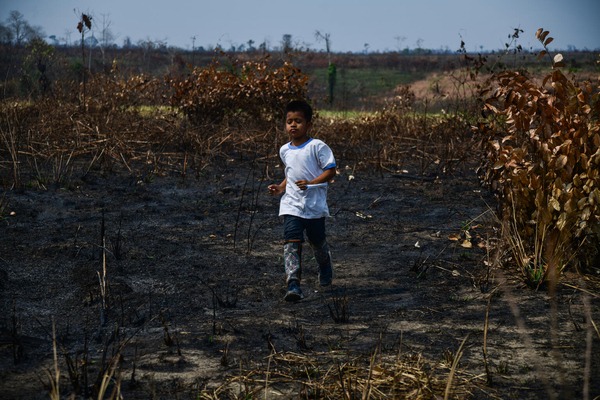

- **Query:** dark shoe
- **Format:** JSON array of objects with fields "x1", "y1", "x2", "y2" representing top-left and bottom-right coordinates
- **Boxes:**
[
  {"x1": 319, "y1": 264, "x2": 333, "y2": 287},
  {"x1": 284, "y1": 281, "x2": 304, "y2": 302}
]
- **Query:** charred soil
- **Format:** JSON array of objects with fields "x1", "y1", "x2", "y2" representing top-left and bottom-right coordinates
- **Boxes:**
[{"x1": 1, "y1": 160, "x2": 599, "y2": 399}]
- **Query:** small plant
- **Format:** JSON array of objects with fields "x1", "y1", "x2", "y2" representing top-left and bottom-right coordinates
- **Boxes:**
[
  {"x1": 495, "y1": 360, "x2": 510, "y2": 375},
  {"x1": 159, "y1": 312, "x2": 182, "y2": 356},
  {"x1": 110, "y1": 213, "x2": 126, "y2": 262},
  {"x1": 220, "y1": 342, "x2": 231, "y2": 366},
  {"x1": 441, "y1": 348, "x2": 455, "y2": 367},
  {"x1": 98, "y1": 212, "x2": 110, "y2": 326},
  {"x1": 0, "y1": 193, "x2": 9, "y2": 221},
  {"x1": 212, "y1": 282, "x2": 238, "y2": 309},
  {"x1": 10, "y1": 303, "x2": 23, "y2": 364},
  {"x1": 160, "y1": 312, "x2": 174, "y2": 347},
  {"x1": 525, "y1": 260, "x2": 546, "y2": 288},
  {"x1": 287, "y1": 319, "x2": 309, "y2": 350},
  {"x1": 327, "y1": 294, "x2": 350, "y2": 323},
  {"x1": 51, "y1": 149, "x2": 75, "y2": 187},
  {"x1": 0, "y1": 105, "x2": 22, "y2": 189}
]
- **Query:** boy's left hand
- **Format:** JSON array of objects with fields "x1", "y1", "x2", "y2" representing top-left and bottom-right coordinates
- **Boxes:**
[{"x1": 295, "y1": 180, "x2": 309, "y2": 190}]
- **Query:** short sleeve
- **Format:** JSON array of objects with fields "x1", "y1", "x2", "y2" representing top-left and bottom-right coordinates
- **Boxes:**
[{"x1": 316, "y1": 141, "x2": 336, "y2": 171}]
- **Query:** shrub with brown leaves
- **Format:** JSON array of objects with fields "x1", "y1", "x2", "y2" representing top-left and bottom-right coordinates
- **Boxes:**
[
  {"x1": 169, "y1": 57, "x2": 308, "y2": 126},
  {"x1": 475, "y1": 41, "x2": 600, "y2": 279}
]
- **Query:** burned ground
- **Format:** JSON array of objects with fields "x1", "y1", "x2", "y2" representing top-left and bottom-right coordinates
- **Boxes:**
[{"x1": 0, "y1": 159, "x2": 599, "y2": 399}]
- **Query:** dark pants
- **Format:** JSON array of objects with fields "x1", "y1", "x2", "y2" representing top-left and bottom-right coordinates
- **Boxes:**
[{"x1": 284, "y1": 215, "x2": 327, "y2": 244}]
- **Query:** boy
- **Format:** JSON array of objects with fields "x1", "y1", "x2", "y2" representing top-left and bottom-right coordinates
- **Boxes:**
[{"x1": 268, "y1": 100, "x2": 337, "y2": 302}]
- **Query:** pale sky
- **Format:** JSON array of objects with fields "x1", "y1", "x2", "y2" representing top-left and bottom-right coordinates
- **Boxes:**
[{"x1": 1, "y1": 0, "x2": 599, "y2": 52}]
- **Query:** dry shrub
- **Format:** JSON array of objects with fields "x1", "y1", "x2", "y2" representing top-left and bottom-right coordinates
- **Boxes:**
[
  {"x1": 0, "y1": 70, "x2": 178, "y2": 188},
  {"x1": 475, "y1": 36, "x2": 600, "y2": 281},
  {"x1": 0, "y1": 62, "x2": 292, "y2": 190},
  {"x1": 317, "y1": 90, "x2": 477, "y2": 175},
  {"x1": 169, "y1": 56, "x2": 309, "y2": 126},
  {"x1": 83, "y1": 66, "x2": 166, "y2": 112}
]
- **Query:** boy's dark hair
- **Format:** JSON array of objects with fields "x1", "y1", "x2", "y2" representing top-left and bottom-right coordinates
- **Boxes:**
[{"x1": 285, "y1": 100, "x2": 313, "y2": 122}]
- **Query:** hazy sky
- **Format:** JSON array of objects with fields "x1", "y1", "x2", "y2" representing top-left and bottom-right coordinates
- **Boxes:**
[{"x1": 1, "y1": 0, "x2": 599, "y2": 52}]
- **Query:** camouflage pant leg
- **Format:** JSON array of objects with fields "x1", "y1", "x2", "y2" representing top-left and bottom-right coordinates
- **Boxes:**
[
  {"x1": 311, "y1": 240, "x2": 333, "y2": 286},
  {"x1": 310, "y1": 240, "x2": 331, "y2": 269},
  {"x1": 284, "y1": 242, "x2": 302, "y2": 283}
]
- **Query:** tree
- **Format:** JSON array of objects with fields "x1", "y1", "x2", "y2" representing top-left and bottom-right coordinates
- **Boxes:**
[
  {"x1": 97, "y1": 14, "x2": 115, "y2": 65},
  {"x1": 84, "y1": 35, "x2": 98, "y2": 47},
  {"x1": 258, "y1": 41, "x2": 268, "y2": 54},
  {"x1": 48, "y1": 35, "x2": 58, "y2": 46},
  {"x1": 22, "y1": 37, "x2": 55, "y2": 96},
  {"x1": 5, "y1": 10, "x2": 44, "y2": 45},
  {"x1": 415, "y1": 38, "x2": 424, "y2": 52},
  {"x1": 327, "y1": 62, "x2": 337, "y2": 105},
  {"x1": 7, "y1": 10, "x2": 27, "y2": 45},
  {"x1": 315, "y1": 31, "x2": 331, "y2": 61},
  {"x1": 394, "y1": 35, "x2": 406, "y2": 53},
  {"x1": 315, "y1": 31, "x2": 336, "y2": 105},
  {"x1": 0, "y1": 24, "x2": 13, "y2": 44},
  {"x1": 63, "y1": 29, "x2": 72, "y2": 46},
  {"x1": 77, "y1": 12, "x2": 92, "y2": 106},
  {"x1": 281, "y1": 34, "x2": 292, "y2": 53},
  {"x1": 137, "y1": 37, "x2": 156, "y2": 68}
]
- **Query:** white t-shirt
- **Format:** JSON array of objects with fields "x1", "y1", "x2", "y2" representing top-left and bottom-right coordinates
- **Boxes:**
[{"x1": 279, "y1": 138, "x2": 336, "y2": 219}]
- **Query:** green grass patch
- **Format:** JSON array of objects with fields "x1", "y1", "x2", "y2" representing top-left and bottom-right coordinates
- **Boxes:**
[
  {"x1": 310, "y1": 67, "x2": 426, "y2": 97},
  {"x1": 316, "y1": 109, "x2": 375, "y2": 120},
  {"x1": 134, "y1": 105, "x2": 177, "y2": 116}
]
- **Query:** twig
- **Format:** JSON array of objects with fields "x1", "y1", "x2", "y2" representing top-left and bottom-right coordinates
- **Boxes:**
[
  {"x1": 98, "y1": 211, "x2": 109, "y2": 326},
  {"x1": 482, "y1": 290, "x2": 497, "y2": 384},
  {"x1": 444, "y1": 333, "x2": 469, "y2": 400},
  {"x1": 49, "y1": 318, "x2": 60, "y2": 400},
  {"x1": 582, "y1": 295, "x2": 593, "y2": 400},
  {"x1": 560, "y1": 282, "x2": 600, "y2": 299}
]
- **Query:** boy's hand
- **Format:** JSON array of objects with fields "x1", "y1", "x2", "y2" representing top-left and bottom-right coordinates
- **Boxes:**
[
  {"x1": 268, "y1": 184, "x2": 284, "y2": 196},
  {"x1": 295, "y1": 180, "x2": 309, "y2": 190}
]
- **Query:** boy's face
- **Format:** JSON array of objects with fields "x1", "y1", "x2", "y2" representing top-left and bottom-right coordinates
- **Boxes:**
[{"x1": 285, "y1": 111, "x2": 311, "y2": 144}]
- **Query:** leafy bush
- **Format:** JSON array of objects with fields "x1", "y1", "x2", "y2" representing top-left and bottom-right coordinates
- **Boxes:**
[
  {"x1": 169, "y1": 57, "x2": 308, "y2": 126},
  {"x1": 476, "y1": 31, "x2": 600, "y2": 282},
  {"x1": 85, "y1": 67, "x2": 164, "y2": 112}
]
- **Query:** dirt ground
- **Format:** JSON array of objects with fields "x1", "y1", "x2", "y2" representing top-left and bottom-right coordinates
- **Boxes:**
[{"x1": 0, "y1": 158, "x2": 599, "y2": 399}]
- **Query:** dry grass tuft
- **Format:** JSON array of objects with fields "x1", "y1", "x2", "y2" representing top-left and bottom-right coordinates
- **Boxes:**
[{"x1": 200, "y1": 350, "x2": 483, "y2": 399}]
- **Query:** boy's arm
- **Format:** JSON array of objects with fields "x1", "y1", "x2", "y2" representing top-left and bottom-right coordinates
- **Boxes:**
[
  {"x1": 295, "y1": 167, "x2": 336, "y2": 190},
  {"x1": 268, "y1": 177, "x2": 287, "y2": 196}
]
